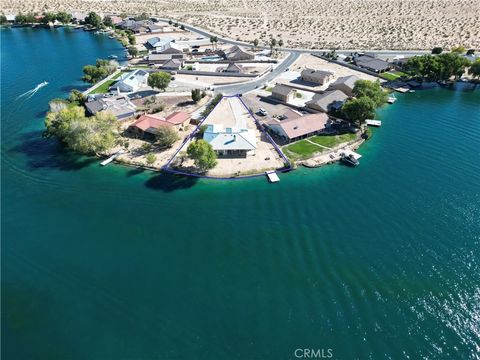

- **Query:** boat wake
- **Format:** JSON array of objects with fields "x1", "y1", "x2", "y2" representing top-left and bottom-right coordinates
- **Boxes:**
[{"x1": 16, "y1": 81, "x2": 49, "y2": 99}]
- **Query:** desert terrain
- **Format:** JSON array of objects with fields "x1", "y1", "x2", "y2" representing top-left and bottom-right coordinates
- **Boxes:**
[{"x1": 3, "y1": 0, "x2": 479, "y2": 50}]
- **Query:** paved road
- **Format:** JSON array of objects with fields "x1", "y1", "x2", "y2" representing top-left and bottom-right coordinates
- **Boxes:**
[
  {"x1": 154, "y1": 18, "x2": 428, "y2": 95},
  {"x1": 215, "y1": 52, "x2": 300, "y2": 95}
]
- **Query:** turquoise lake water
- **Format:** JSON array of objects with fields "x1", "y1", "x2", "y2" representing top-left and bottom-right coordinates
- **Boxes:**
[{"x1": 1, "y1": 28, "x2": 480, "y2": 359}]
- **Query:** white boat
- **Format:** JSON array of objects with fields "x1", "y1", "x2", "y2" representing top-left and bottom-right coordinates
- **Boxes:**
[
  {"x1": 340, "y1": 150, "x2": 362, "y2": 167},
  {"x1": 108, "y1": 55, "x2": 118, "y2": 59},
  {"x1": 387, "y1": 94, "x2": 397, "y2": 104}
]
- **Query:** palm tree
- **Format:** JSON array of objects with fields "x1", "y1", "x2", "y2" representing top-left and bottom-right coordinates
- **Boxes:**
[
  {"x1": 278, "y1": 39, "x2": 284, "y2": 55},
  {"x1": 270, "y1": 38, "x2": 277, "y2": 57},
  {"x1": 253, "y1": 38, "x2": 259, "y2": 51}
]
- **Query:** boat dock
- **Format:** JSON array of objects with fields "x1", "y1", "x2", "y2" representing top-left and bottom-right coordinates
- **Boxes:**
[
  {"x1": 100, "y1": 150, "x2": 125, "y2": 166},
  {"x1": 266, "y1": 171, "x2": 280, "y2": 183},
  {"x1": 365, "y1": 119, "x2": 382, "y2": 127}
]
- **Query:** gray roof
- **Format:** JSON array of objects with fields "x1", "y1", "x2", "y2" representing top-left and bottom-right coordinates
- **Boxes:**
[
  {"x1": 306, "y1": 90, "x2": 348, "y2": 112},
  {"x1": 354, "y1": 55, "x2": 390, "y2": 71},
  {"x1": 272, "y1": 84, "x2": 295, "y2": 97},
  {"x1": 160, "y1": 59, "x2": 182, "y2": 69},
  {"x1": 301, "y1": 68, "x2": 334, "y2": 81},
  {"x1": 331, "y1": 75, "x2": 359, "y2": 89}
]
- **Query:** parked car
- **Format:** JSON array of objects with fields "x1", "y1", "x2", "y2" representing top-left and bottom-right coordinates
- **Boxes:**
[{"x1": 258, "y1": 108, "x2": 267, "y2": 116}]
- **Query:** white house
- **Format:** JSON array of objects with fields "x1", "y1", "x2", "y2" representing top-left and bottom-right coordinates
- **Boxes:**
[
  {"x1": 114, "y1": 69, "x2": 149, "y2": 93},
  {"x1": 203, "y1": 124, "x2": 256, "y2": 157}
]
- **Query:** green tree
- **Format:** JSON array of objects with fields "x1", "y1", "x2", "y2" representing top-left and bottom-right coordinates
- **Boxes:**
[
  {"x1": 466, "y1": 49, "x2": 475, "y2": 56},
  {"x1": 148, "y1": 72, "x2": 171, "y2": 91},
  {"x1": 187, "y1": 139, "x2": 217, "y2": 171},
  {"x1": 270, "y1": 38, "x2": 277, "y2": 56},
  {"x1": 82, "y1": 59, "x2": 117, "y2": 83},
  {"x1": 253, "y1": 38, "x2": 259, "y2": 50},
  {"x1": 135, "y1": 13, "x2": 149, "y2": 21},
  {"x1": 451, "y1": 45, "x2": 466, "y2": 54},
  {"x1": 168, "y1": 19, "x2": 173, "y2": 25},
  {"x1": 145, "y1": 153, "x2": 156, "y2": 166},
  {"x1": 180, "y1": 25, "x2": 185, "y2": 30},
  {"x1": 128, "y1": 34, "x2": 136, "y2": 45},
  {"x1": 68, "y1": 90, "x2": 86, "y2": 105},
  {"x1": 85, "y1": 12, "x2": 102, "y2": 28},
  {"x1": 342, "y1": 97, "x2": 377, "y2": 125},
  {"x1": 470, "y1": 59, "x2": 480, "y2": 79},
  {"x1": 82, "y1": 65, "x2": 108, "y2": 83},
  {"x1": 156, "y1": 126, "x2": 179, "y2": 148},
  {"x1": 127, "y1": 46, "x2": 138, "y2": 58},
  {"x1": 191, "y1": 89, "x2": 202, "y2": 103},
  {"x1": 278, "y1": 39, "x2": 284, "y2": 49},
  {"x1": 56, "y1": 12, "x2": 72, "y2": 24},
  {"x1": 45, "y1": 106, "x2": 118, "y2": 154},
  {"x1": 103, "y1": 15, "x2": 113, "y2": 27},
  {"x1": 15, "y1": 13, "x2": 27, "y2": 24},
  {"x1": 432, "y1": 47, "x2": 443, "y2": 55},
  {"x1": 0, "y1": 15, "x2": 7, "y2": 25},
  {"x1": 24, "y1": 13, "x2": 36, "y2": 23},
  {"x1": 352, "y1": 80, "x2": 388, "y2": 106}
]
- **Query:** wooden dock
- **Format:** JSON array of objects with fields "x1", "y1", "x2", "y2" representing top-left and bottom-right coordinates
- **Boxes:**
[
  {"x1": 100, "y1": 150, "x2": 125, "y2": 166},
  {"x1": 365, "y1": 119, "x2": 382, "y2": 127}
]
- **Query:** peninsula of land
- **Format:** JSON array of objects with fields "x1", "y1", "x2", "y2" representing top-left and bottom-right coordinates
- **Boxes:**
[{"x1": 3, "y1": 11, "x2": 479, "y2": 179}]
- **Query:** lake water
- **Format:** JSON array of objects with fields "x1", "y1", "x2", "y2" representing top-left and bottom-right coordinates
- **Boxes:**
[{"x1": 1, "y1": 28, "x2": 480, "y2": 360}]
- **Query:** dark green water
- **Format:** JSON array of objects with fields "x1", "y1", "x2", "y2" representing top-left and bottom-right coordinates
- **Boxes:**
[{"x1": 2, "y1": 28, "x2": 480, "y2": 360}]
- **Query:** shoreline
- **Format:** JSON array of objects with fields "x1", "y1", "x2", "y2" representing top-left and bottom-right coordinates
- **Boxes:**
[{"x1": 7, "y1": 26, "x2": 477, "y2": 180}]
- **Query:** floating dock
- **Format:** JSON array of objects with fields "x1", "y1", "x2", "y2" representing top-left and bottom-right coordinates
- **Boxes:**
[
  {"x1": 365, "y1": 119, "x2": 382, "y2": 127},
  {"x1": 100, "y1": 150, "x2": 125, "y2": 166},
  {"x1": 266, "y1": 171, "x2": 280, "y2": 183}
]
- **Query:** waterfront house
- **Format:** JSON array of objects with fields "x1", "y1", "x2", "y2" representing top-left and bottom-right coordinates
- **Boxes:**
[
  {"x1": 305, "y1": 90, "x2": 348, "y2": 113},
  {"x1": 118, "y1": 19, "x2": 151, "y2": 33},
  {"x1": 164, "y1": 111, "x2": 191, "y2": 129},
  {"x1": 329, "y1": 75, "x2": 359, "y2": 96},
  {"x1": 203, "y1": 124, "x2": 256, "y2": 157},
  {"x1": 128, "y1": 114, "x2": 170, "y2": 140},
  {"x1": 221, "y1": 45, "x2": 255, "y2": 61},
  {"x1": 109, "y1": 16, "x2": 124, "y2": 25},
  {"x1": 271, "y1": 84, "x2": 297, "y2": 103},
  {"x1": 114, "y1": 69, "x2": 149, "y2": 93},
  {"x1": 70, "y1": 12, "x2": 87, "y2": 24},
  {"x1": 267, "y1": 113, "x2": 330, "y2": 142},
  {"x1": 85, "y1": 96, "x2": 137, "y2": 120},
  {"x1": 301, "y1": 68, "x2": 335, "y2": 85},
  {"x1": 353, "y1": 55, "x2": 391, "y2": 73}
]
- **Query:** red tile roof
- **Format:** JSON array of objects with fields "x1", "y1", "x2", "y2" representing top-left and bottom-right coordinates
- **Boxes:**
[
  {"x1": 130, "y1": 115, "x2": 171, "y2": 131},
  {"x1": 165, "y1": 111, "x2": 190, "y2": 125}
]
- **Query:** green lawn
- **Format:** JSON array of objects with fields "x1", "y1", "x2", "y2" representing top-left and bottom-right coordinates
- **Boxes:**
[
  {"x1": 88, "y1": 72, "x2": 125, "y2": 94},
  {"x1": 381, "y1": 71, "x2": 408, "y2": 81},
  {"x1": 309, "y1": 133, "x2": 357, "y2": 148},
  {"x1": 283, "y1": 133, "x2": 358, "y2": 160}
]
